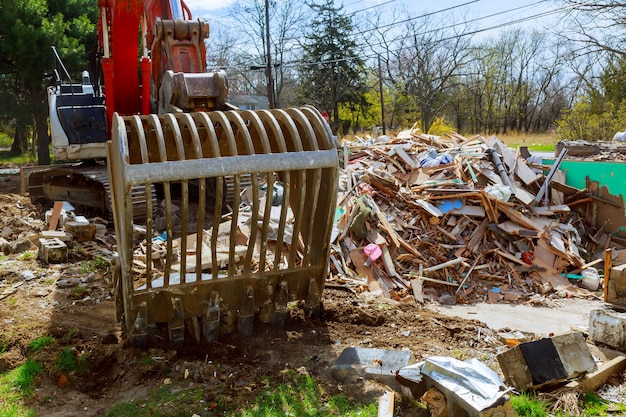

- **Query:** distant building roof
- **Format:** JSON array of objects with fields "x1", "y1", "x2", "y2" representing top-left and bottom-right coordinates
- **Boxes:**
[{"x1": 228, "y1": 95, "x2": 269, "y2": 110}]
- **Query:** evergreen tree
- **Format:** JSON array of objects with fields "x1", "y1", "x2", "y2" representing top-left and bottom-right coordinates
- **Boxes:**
[
  {"x1": 0, "y1": 0, "x2": 97, "y2": 161},
  {"x1": 298, "y1": 0, "x2": 368, "y2": 134}
]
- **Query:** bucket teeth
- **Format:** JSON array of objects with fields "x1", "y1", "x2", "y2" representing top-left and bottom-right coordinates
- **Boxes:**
[
  {"x1": 130, "y1": 301, "x2": 148, "y2": 348},
  {"x1": 203, "y1": 292, "x2": 220, "y2": 342},
  {"x1": 169, "y1": 297, "x2": 185, "y2": 345},
  {"x1": 305, "y1": 278, "x2": 321, "y2": 319},
  {"x1": 271, "y1": 281, "x2": 289, "y2": 328},
  {"x1": 238, "y1": 286, "x2": 255, "y2": 337}
]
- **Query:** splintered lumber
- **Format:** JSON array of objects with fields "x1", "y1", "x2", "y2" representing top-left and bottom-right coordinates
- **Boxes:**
[
  {"x1": 411, "y1": 278, "x2": 424, "y2": 303},
  {"x1": 494, "y1": 249, "x2": 526, "y2": 266},
  {"x1": 423, "y1": 257, "x2": 467, "y2": 273},
  {"x1": 391, "y1": 145, "x2": 418, "y2": 170},
  {"x1": 604, "y1": 248, "x2": 612, "y2": 302},
  {"x1": 350, "y1": 248, "x2": 381, "y2": 293},
  {"x1": 496, "y1": 203, "x2": 541, "y2": 231},
  {"x1": 332, "y1": 130, "x2": 614, "y2": 305},
  {"x1": 404, "y1": 274, "x2": 460, "y2": 286}
]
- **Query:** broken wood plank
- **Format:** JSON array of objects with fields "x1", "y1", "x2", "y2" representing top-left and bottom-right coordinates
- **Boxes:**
[
  {"x1": 391, "y1": 145, "x2": 418, "y2": 170},
  {"x1": 350, "y1": 248, "x2": 381, "y2": 293},
  {"x1": 404, "y1": 274, "x2": 460, "y2": 286},
  {"x1": 496, "y1": 202, "x2": 542, "y2": 231},
  {"x1": 411, "y1": 278, "x2": 424, "y2": 303},
  {"x1": 450, "y1": 205, "x2": 486, "y2": 218},
  {"x1": 378, "y1": 391, "x2": 394, "y2": 417},
  {"x1": 496, "y1": 249, "x2": 528, "y2": 266},
  {"x1": 423, "y1": 257, "x2": 467, "y2": 273},
  {"x1": 49, "y1": 201, "x2": 64, "y2": 231}
]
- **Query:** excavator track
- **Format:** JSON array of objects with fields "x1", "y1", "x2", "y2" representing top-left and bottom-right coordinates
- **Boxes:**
[
  {"x1": 27, "y1": 163, "x2": 154, "y2": 220},
  {"x1": 108, "y1": 107, "x2": 338, "y2": 346}
]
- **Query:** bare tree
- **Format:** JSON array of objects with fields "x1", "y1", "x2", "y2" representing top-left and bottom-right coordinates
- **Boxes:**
[
  {"x1": 214, "y1": 0, "x2": 307, "y2": 107},
  {"x1": 385, "y1": 13, "x2": 474, "y2": 133},
  {"x1": 558, "y1": 0, "x2": 626, "y2": 57}
]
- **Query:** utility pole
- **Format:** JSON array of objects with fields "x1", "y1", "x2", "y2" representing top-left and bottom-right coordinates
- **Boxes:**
[
  {"x1": 265, "y1": 0, "x2": 276, "y2": 109},
  {"x1": 377, "y1": 55, "x2": 386, "y2": 135}
]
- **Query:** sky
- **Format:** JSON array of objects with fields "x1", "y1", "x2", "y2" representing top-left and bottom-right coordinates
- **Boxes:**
[{"x1": 183, "y1": 0, "x2": 562, "y2": 36}]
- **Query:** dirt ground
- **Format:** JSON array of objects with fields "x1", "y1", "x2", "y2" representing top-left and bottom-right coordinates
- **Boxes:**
[{"x1": 0, "y1": 172, "x2": 619, "y2": 416}]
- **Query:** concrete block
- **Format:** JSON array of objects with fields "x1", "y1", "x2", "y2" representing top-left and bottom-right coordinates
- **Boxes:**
[
  {"x1": 331, "y1": 347, "x2": 414, "y2": 391},
  {"x1": 566, "y1": 356, "x2": 626, "y2": 392},
  {"x1": 589, "y1": 308, "x2": 626, "y2": 350},
  {"x1": 38, "y1": 237, "x2": 67, "y2": 264},
  {"x1": 497, "y1": 332, "x2": 596, "y2": 391},
  {"x1": 41, "y1": 230, "x2": 73, "y2": 242},
  {"x1": 551, "y1": 332, "x2": 596, "y2": 378},
  {"x1": 45, "y1": 209, "x2": 67, "y2": 228},
  {"x1": 607, "y1": 264, "x2": 626, "y2": 306},
  {"x1": 64, "y1": 220, "x2": 96, "y2": 242}
]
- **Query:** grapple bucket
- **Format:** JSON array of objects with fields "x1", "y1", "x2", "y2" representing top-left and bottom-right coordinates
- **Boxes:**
[{"x1": 107, "y1": 107, "x2": 338, "y2": 346}]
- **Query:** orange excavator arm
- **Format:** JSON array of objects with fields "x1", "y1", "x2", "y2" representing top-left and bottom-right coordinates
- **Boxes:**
[{"x1": 97, "y1": 0, "x2": 224, "y2": 128}]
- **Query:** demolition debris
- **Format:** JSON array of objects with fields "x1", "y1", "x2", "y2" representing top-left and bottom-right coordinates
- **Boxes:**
[{"x1": 330, "y1": 130, "x2": 625, "y2": 305}]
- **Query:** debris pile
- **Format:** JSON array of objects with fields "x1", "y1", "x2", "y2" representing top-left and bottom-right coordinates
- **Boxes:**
[
  {"x1": 330, "y1": 131, "x2": 622, "y2": 304},
  {"x1": 555, "y1": 140, "x2": 626, "y2": 160}
]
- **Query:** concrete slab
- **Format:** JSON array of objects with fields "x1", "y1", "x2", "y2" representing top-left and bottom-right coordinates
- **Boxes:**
[
  {"x1": 331, "y1": 347, "x2": 414, "y2": 391},
  {"x1": 497, "y1": 332, "x2": 596, "y2": 391},
  {"x1": 589, "y1": 308, "x2": 626, "y2": 350},
  {"x1": 432, "y1": 298, "x2": 603, "y2": 336}
]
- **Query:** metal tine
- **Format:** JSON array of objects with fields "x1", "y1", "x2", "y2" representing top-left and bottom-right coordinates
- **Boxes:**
[
  {"x1": 130, "y1": 116, "x2": 152, "y2": 289},
  {"x1": 225, "y1": 111, "x2": 258, "y2": 275},
  {"x1": 166, "y1": 114, "x2": 188, "y2": 283},
  {"x1": 255, "y1": 110, "x2": 291, "y2": 271},
  {"x1": 300, "y1": 107, "x2": 339, "y2": 267},
  {"x1": 238, "y1": 111, "x2": 268, "y2": 272},
  {"x1": 209, "y1": 111, "x2": 241, "y2": 277},
  {"x1": 271, "y1": 109, "x2": 306, "y2": 270},
  {"x1": 192, "y1": 113, "x2": 222, "y2": 281},
  {"x1": 154, "y1": 114, "x2": 173, "y2": 287},
  {"x1": 177, "y1": 113, "x2": 205, "y2": 284},
  {"x1": 235, "y1": 110, "x2": 262, "y2": 274},
  {"x1": 286, "y1": 108, "x2": 322, "y2": 268}
]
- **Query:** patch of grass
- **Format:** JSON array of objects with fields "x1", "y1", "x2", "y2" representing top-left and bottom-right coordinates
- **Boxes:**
[
  {"x1": 104, "y1": 385, "x2": 214, "y2": 417},
  {"x1": 16, "y1": 251, "x2": 34, "y2": 261},
  {"x1": 235, "y1": 370, "x2": 376, "y2": 417},
  {"x1": 580, "y1": 392, "x2": 612, "y2": 416},
  {"x1": 79, "y1": 256, "x2": 110, "y2": 274},
  {"x1": 0, "y1": 336, "x2": 8, "y2": 354},
  {"x1": 70, "y1": 285, "x2": 89, "y2": 300},
  {"x1": 27, "y1": 335, "x2": 55, "y2": 353},
  {"x1": 64, "y1": 327, "x2": 80, "y2": 344},
  {"x1": 55, "y1": 347, "x2": 87, "y2": 374},
  {"x1": 0, "y1": 151, "x2": 35, "y2": 166},
  {"x1": 104, "y1": 370, "x2": 376, "y2": 417},
  {"x1": 511, "y1": 392, "x2": 549, "y2": 417},
  {"x1": 496, "y1": 132, "x2": 558, "y2": 152},
  {"x1": 0, "y1": 359, "x2": 42, "y2": 396}
]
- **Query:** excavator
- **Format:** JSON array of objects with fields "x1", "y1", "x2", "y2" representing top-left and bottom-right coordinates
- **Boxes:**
[{"x1": 36, "y1": 0, "x2": 339, "y2": 346}]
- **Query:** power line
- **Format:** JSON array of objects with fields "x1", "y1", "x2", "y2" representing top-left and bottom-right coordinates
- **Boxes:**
[
  {"x1": 208, "y1": 0, "x2": 482, "y2": 59},
  {"x1": 283, "y1": 3, "x2": 576, "y2": 70},
  {"x1": 215, "y1": 2, "x2": 572, "y2": 73}
]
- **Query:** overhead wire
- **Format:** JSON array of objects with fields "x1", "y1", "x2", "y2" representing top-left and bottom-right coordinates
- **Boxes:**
[{"x1": 215, "y1": 1, "x2": 574, "y2": 73}]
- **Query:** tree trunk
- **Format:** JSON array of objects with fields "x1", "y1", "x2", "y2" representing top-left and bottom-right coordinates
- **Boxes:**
[
  {"x1": 10, "y1": 124, "x2": 28, "y2": 155},
  {"x1": 31, "y1": 86, "x2": 51, "y2": 165}
]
